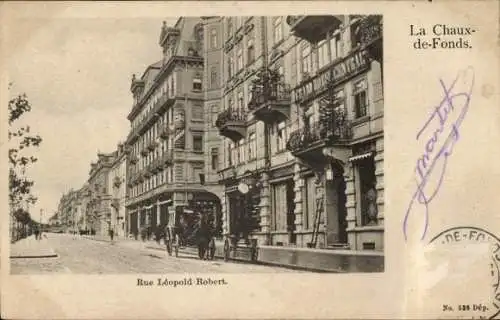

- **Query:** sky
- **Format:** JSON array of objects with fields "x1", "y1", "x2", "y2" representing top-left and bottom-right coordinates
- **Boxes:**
[{"x1": 7, "y1": 17, "x2": 177, "y2": 222}]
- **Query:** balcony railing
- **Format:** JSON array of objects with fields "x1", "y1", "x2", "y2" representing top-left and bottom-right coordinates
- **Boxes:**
[
  {"x1": 162, "y1": 149, "x2": 174, "y2": 166},
  {"x1": 147, "y1": 140, "x2": 157, "y2": 151},
  {"x1": 113, "y1": 177, "x2": 122, "y2": 188},
  {"x1": 215, "y1": 108, "x2": 247, "y2": 143},
  {"x1": 159, "y1": 125, "x2": 169, "y2": 140},
  {"x1": 286, "y1": 15, "x2": 343, "y2": 43},
  {"x1": 130, "y1": 155, "x2": 139, "y2": 164},
  {"x1": 111, "y1": 198, "x2": 120, "y2": 209},
  {"x1": 248, "y1": 69, "x2": 291, "y2": 124},
  {"x1": 286, "y1": 115, "x2": 352, "y2": 155},
  {"x1": 140, "y1": 147, "x2": 148, "y2": 157}
]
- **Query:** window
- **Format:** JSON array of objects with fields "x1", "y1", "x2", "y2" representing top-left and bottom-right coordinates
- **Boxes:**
[
  {"x1": 237, "y1": 90, "x2": 244, "y2": 110},
  {"x1": 211, "y1": 147, "x2": 219, "y2": 170},
  {"x1": 318, "y1": 39, "x2": 329, "y2": 69},
  {"x1": 227, "y1": 18, "x2": 233, "y2": 37},
  {"x1": 192, "y1": 165, "x2": 204, "y2": 183},
  {"x1": 210, "y1": 28, "x2": 218, "y2": 49},
  {"x1": 273, "y1": 17, "x2": 283, "y2": 44},
  {"x1": 211, "y1": 104, "x2": 219, "y2": 127},
  {"x1": 272, "y1": 183, "x2": 288, "y2": 231},
  {"x1": 193, "y1": 135, "x2": 203, "y2": 152},
  {"x1": 300, "y1": 44, "x2": 312, "y2": 76},
  {"x1": 210, "y1": 66, "x2": 218, "y2": 88},
  {"x1": 227, "y1": 56, "x2": 234, "y2": 78},
  {"x1": 236, "y1": 47, "x2": 243, "y2": 72},
  {"x1": 229, "y1": 142, "x2": 237, "y2": 166},
  {"x1": 330, "y1": 33, "x2": 341, "y2": 60},
  {"x1": 192, "y1": 104, "x2": 203, "y2": 120},
  {"x1": 276, "y1": 121, "x2": 287, "y2": 152},
  {"x1": 247, "y1": 35, "x2": 255, "y2": 63},
  {"x1": 353, "y1": 79, "x2": 368, "y2": 118},
  {"x1": 248, "y1": 132, "x2": 256, "y2": 160},
  {"x1": 355, "y1": 156, "x2": 377, "y2": 226},
  {"x1": 228, "y1": 97, "x2": 234, "y2": 110},
  {"x1": 193, "y1": 76, "x2": 202, "y2": 91},
  {"x1": 237, "y1": 139, "x2": 245, "y2": 163}
]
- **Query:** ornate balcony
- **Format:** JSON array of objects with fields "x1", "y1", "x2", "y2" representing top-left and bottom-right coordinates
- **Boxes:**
[
  {"x1": 159, "y1": 126, "x2": 169, "y2": 140},
  {"x1": 130, "y1": 154, "x2": 139, "y2": 164},
  {"x1": 286, "y1": 15, "x2": 342, "y2": 43},
  {"x1": 162, "y1": 150, "x2": 174, "y2": 166},
  {"x1": 248, "y1": 68, "x2": 291, "y2": 124},
  {"x1": 354, "y1": 15, "x2": 383, "y2": 62},
  {"x1": 113, "y1": 176, "x2": 122, "y2": 188},
  {"x1": 215, "y1": 108, "x2": 247, "y2": 143},
  {"x1": 147, "y1": 141, "x2": 157, "y2": 151},
  {"x1": 111, "y1": 198, "x2": 120, "y2": 209},
  {"x1": 286, "y1": 114, "x2": 352, "y2": 167}
]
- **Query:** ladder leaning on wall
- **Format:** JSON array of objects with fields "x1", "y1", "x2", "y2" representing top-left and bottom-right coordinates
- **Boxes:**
[{"x1": 310, "y1": 194, "x2": 324, "y2": 248}]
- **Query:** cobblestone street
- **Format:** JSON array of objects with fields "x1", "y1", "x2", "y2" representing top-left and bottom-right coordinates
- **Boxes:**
[{"x1": 10, "y1": 233, "x2": 302, "y2": 274}]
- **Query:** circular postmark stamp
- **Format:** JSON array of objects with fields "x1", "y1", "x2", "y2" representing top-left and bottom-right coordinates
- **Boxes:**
[{"x1": 429, "y1": 226, "x2": 500, "y2": 319}]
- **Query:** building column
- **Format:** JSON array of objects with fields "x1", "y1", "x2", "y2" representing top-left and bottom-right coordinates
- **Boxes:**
[
  {"x1": 345, "y1": 161, "x2": 357, "y2": 248},
  {"x1": 221, "y1": 190, "x2": 229, "y2": 236},
  {"x1": 137, "y1": 207, "x2": 141, "y2": 230},
  {"x1": 293, "y1": 162, "x2": 304, "y2": 233},
  {"x1": 156, "y1": 201, "x2": 161, "y2": 226},
  {"x1": 258, "y1": 171, "x2": 271, "y2": 245},
  {"x1": 375, "y1": 137, "x2": 384, "y2": 225}
]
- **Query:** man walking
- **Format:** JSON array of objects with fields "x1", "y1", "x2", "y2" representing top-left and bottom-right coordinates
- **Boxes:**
[{"x1": 109, "y1": 228, "x2": 114, "y2": 242}]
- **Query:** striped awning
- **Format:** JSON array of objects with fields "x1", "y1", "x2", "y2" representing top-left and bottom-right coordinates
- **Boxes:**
[{"x1": 348, "y1": 152, "x2": 373, "y2": 162}]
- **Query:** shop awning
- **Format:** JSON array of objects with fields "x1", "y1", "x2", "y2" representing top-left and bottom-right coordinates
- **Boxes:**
[{"x1": 348, "y1": 152, "x2": 373, "y2": 162}]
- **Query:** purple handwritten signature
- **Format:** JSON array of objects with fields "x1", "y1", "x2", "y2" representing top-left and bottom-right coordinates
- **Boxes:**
[{"x1": 403, "y1": 67, "x2": 475, "y2": 241}]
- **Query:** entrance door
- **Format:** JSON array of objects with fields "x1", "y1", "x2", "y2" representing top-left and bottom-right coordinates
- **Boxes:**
[{"x1": 325, "y1": 172, "x2": 348, "y2": 246}]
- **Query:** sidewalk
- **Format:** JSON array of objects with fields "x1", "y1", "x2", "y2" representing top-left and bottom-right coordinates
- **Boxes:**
[
  {"x1": 82, "y1": 235, "x2": 199, "y2": 255},
  {"x1": 10, "y1": 235, "x2": 58, "y2": 259}
]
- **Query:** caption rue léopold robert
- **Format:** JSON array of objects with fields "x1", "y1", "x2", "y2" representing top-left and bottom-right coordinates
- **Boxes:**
[{"x1": 137, "y1": 277, "x2": 228, "y2": 287}]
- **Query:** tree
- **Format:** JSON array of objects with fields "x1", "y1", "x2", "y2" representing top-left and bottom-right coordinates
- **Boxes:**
[{"x1": 8, "y1": 89, "x2": 42, "y2": 211}]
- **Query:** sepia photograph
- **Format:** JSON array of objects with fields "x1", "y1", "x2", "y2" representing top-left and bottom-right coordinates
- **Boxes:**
[{"x1": 8, "y1": 15, "x2": 384, "y2": 275}]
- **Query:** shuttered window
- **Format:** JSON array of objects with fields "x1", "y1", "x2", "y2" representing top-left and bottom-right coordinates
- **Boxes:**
[{"x1": 272, "y1": 183, "x2": 288, "y2": 231}]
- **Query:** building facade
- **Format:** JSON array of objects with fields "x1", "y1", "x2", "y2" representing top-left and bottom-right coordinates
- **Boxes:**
[
  {"x1": 125, "y1": 17, "x2": 222, "y2": 240},
  {"x1": 108, "y1": 143, "x2": 128, "y2": 237},
  {"x1": 87, "y1": 152, "x2": 115, "y2": 236},
  {"x1": 214, "y1": 15, "x2": 384, "y2": 251}
]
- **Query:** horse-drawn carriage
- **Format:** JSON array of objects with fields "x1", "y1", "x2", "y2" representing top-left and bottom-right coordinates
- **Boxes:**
[{"x1": 164, "y1": 201, "x2": 217, "y2": 260}]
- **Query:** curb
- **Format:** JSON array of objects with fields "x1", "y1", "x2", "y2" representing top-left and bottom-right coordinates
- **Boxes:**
[{"x1": 10, "y1": 253, "x2": 58, "y2": 259}]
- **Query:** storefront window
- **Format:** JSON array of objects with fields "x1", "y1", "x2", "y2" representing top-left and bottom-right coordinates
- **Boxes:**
[{"x1": 356, "y1": 157, "x2": 377, "y2": 226}]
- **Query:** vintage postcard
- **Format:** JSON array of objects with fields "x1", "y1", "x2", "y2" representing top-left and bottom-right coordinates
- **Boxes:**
[{"x1": 0, "y1": 1, "x2": 498, "y2": 319}]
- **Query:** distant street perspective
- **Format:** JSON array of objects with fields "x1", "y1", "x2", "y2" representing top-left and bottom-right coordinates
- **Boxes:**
[
  {"x1": 11, "y1": 233, "x2": 302, "y2": 274},
  {"x1": 9, "y1": 15, "x2": 384, "y2": 274}
]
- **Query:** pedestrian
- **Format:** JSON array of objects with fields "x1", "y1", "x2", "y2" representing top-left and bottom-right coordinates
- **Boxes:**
[
  {"x1": 109, "y1": 228, "x2": 114, "y2": 242},
  {"x1": 34, "y1": 228, "x2": 39, "y2": 240}
]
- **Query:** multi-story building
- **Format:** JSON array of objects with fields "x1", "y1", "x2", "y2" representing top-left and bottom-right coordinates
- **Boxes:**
[
  {"x1": 214, "y1": 15, "x2": 384, "y2": 251},
  {"x1": 56, "y1": 189, "x2": 80, "y2": 232},
  {"x1": 87, "y1": 152, "x2": 115, "y2": 236},
  {"x1": 201, "y1": 17, "x2": 225, "y2": 237},
  {"x1": 125, "y1": 18, "x2": 221, "y2": 239},
  {"x1": 108, "y1": 143, "x2": 128, "y2": 237}
]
